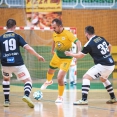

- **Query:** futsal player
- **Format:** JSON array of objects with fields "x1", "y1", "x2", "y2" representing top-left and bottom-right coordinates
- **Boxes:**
[
  {"x1": 64, "y1": 43, "x2": 77, "y2": 85},
  {"x1": 0, "y1": 19, "x2": 45, "y2": 108},
  {"x1": 65, "y1": 26, "x2": 116, "y2": 105},
  {"x1": 41, "y1": 18, "x2": 82, "y2": 103}
]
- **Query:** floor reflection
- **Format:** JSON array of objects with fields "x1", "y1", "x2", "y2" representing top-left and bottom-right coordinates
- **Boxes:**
[
  {"x1": 4, "y1": 107, "x2": 10, "y2": 117},
  {"x1": 76, "y1": 106, "x2": 88, "y2": 117},
  {"x1": 34, "y1": 102, "x2": 43, "y2": 112}
]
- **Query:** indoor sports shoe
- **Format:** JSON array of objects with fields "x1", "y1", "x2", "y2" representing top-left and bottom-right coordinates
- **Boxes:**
[
  {"x1": 55, "y1": 96, "x2": 63, "y2": 103},
  {"x1": 70, "y1": 81, "x2": 74, "y2": 85},
  {"x1": 73, "y1": 81, "x2": 77, "y2": 85},
  {"x1": 3, "y1": 101, "x2": 10, "y2": 107},
  {"x1": 64, "y1": 81, "x2": 67, "y2": 85},
  {"x1": 41, "y1": 80, "x2": 53, "y2": 90},
  {"x1": 22, "y1": 95, "x2": 34, "y2": 108},
  {"x1": 73, "y1": 99, "x2": 88, "y2": 105},
  {"x1": 106, "y1": 98, "x2": 117, "y2": 104}
]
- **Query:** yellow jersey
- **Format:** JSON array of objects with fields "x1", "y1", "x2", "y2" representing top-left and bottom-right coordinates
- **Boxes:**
[{"x1": 52, "y1": 29, "x2": 78, "y2": 58}]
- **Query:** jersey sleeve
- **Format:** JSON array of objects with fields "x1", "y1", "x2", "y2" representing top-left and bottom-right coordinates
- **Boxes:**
[
  {"x1": 81, "y1": 44, "x2": 91, "y2": 54},
  {"x1": 101, "y1": 37, "x2": 109, "y2": 46},
  {"x1": 67, "y1": 31, "x2": 78, "y2": 43},
  {"x1": 105, "y1": 39, "x2": 109, "y2": 46},
  {"x1": 18, "y1": 35, "x2": 27, "y2": 47}
]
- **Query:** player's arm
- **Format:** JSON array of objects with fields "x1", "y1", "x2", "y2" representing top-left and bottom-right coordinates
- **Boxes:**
[
  {"x1": 108, "y1": 44, "x2": 112, "y2": 53},
  {"x1": 51, "y1": 40, "x2": 55, "y2": 55},
  {"x1": 75, "y1": 40, "x2": 82, "y2": 52},
  {"x1": 24, "y1": 44, "x2": 45, "y2": 61},
  {"x1": 104, "y1": 38, "x2": 112, "y2": 53},
  {"x1": 65, "y1": 43, "x2": 90, "y2": 59},
  {"x1": 65, "y1": 51, "x2": 85, "y2": 59},
  {"x1": 67, "y1": 31, "x2": 82, "y2": 53}
]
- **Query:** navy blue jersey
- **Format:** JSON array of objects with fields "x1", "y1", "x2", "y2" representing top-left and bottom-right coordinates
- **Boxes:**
[
  {"x1": 0, "y1": 32, "x2": 27, "y2": 66},
  {"x1": 82, "y1": 36, "x2": 114, "y2": 66}
]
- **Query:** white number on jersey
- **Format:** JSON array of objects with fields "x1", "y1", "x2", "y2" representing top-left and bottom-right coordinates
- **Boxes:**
[
  {"x1": 97, "y1": 41, "x2": 109, "y2": 55},
  {"x1": 3, "y1": 38, "x2": 16, "y2": 51}
]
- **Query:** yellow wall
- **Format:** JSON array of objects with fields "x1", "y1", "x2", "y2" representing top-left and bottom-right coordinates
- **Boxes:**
[{"x1": 112, "y1": 46, "x2": 117, "y2": 78}]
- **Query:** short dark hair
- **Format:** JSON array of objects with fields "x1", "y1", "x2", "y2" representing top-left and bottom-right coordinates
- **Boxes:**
[
  {"x1": 52, "y1": 18, "x2": 63, "y2": 26},
  {"x1": 85, "y1": 26, "x2": 95, "y2": 35},
  {"x1": 6, "y1": 19, "x2": 16, "y2": 29}
]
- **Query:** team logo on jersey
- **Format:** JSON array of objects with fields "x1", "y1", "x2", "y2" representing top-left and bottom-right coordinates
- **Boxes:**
[
  {"x1": 7, "y1": 57, "x2": 15, "y2": 63},
  {"x1": 58, "y1": 42, "x2": 61, "y2": 47},
  {"x1": 56, "y1": 41, "x2": 64, "y2": 51},
  {"x1": 62, "y1": 37, "x2": 65, "y2": 40}
]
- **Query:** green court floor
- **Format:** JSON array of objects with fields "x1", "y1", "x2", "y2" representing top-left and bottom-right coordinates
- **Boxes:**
[{"x1": 11, "y1": 82, "x2": 105, "y2": 90}]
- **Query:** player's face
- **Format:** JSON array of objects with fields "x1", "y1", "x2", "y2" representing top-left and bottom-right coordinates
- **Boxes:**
[
  {"x1": 51, "y1": 22, "x2": 61, "y2": 34},
  {"x1": 85, "y1": 32, "x2": 89, "y2": 40}
]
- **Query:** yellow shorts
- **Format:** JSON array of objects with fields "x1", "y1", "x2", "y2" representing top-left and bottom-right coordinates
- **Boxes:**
[{"x1": 49, "y1": 53, "x2": 72, "y2": 72}]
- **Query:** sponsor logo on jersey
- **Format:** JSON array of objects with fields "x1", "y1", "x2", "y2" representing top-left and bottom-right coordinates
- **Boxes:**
[
  {"x1": 7, "y1": 57, "x2": 15, "y2": 63},
  {"x1": 18, "y1": 72, "x2": 25, "y2": 78},
  {"x1": 4, "y1": 52, "x2": 19, "y2": 57}
]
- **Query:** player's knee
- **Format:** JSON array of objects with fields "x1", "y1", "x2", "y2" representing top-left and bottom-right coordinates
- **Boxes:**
[
  {"x1": 100, "y1": 77, "x2": 106, "y2": 82},
  {"x1": 83, "y1": 74, "x2": 92, "y2": 81},
  {"x1": 3, "y1": 77, "x2": 10, "y2": 81},
  {"x1": 48, "y1": 68, "x2": 55, "y2": 74},
  {"x1": 57, "y1": 77, "x2": 64, "y2": 85}
]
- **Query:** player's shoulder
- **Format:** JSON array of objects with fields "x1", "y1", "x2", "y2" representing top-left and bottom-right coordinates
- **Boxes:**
[
  {"x1": 84, "y1": 39, "x2": 92, "y2": 47},
  {"x1": 13, "y1": 32, "x2": 20, "y2": 36},
  {"x1": 53, "y1": 32, "x2": 57, "y2": 37},
  {"x1": 63, "y1": 29, "x2": 74, "y2": 37},
  {"x1": 0, "y1": 35, "x2": 2, "y2": 42},
  {"x1": 0, "y1": 32, "x2": 10, "y2": 41},
  {"x1": 64, "y1": 29, "x2": 72, "y2": 34},
  {"x1": 94, "y1": 35, "x2": 105, "y2": 40},
  {"x1": 93, "y1": 35, "x2": 108, "y2": 44},
  {"x1": 14, "y1": 32, "x2": 24, "y2": 39}
]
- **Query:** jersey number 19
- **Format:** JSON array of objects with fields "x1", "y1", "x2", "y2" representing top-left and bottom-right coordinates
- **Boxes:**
[{"x1": 3, "y1": 38, "x2": 16, "y2": 52}]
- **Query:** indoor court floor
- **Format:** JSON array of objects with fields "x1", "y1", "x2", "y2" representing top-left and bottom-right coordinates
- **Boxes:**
[{"x1": 0, "y1": 84, "x2": 117, "y2": 117}]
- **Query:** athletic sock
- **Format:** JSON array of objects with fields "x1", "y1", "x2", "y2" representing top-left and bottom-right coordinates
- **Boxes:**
[
  {"x1": 47, "y1": 73, "x2": 54, "y2": 81},
  {"x1": 24, "y1": 82, "x2": 32, "y2": 97},
  {"x1": 82, "y1": 79, "x2": 90, "y2": 101},
  {"x1": 58, "y1": 85, "x2": 64, "y2": 96},
  {"x1": 2, "y1": 81, "x2": 10, "y2": 102},
  {"x1": 103, "y1": 80, "x2": 115, "y2": 99}
]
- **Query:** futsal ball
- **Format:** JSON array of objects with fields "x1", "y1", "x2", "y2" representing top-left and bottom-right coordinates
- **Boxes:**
[{"x1": 33, "y1": 90, "x2": 43, "y2": 100}]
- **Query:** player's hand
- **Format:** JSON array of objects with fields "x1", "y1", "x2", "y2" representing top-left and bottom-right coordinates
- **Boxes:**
[
  {"x1": 51, "y1": 50, "x2": 55, "y2": 55},
  {"x1": 73, "y1": 57, "x2": 77, "y2": 62},
  {"x1": 37, "y1": 55, "x2": 45, "y2": 62},
  {"x1": 65, "y1": 51, "x2": 73, "y2": 56}
]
